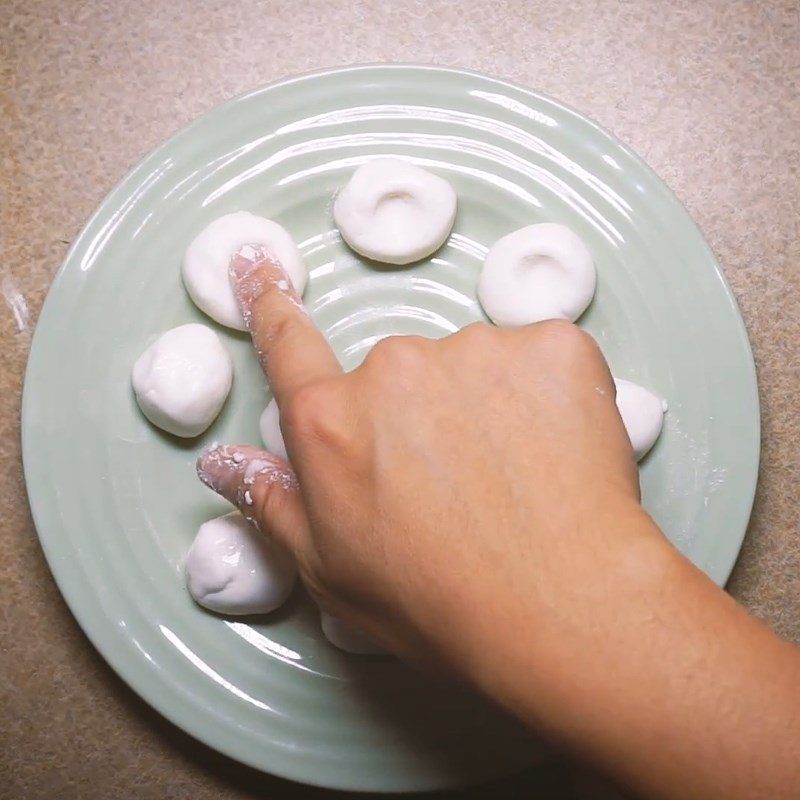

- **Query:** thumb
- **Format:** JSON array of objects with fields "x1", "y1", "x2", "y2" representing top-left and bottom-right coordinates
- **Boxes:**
[{"x1": 196, "y1": 444, "x2": 310, "y2": 554}]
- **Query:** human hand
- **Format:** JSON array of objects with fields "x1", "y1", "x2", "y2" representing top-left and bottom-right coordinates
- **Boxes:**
[
  {"x1": 197, "y1": 248, "x2": 800, "y2": 800},
  {"x1": 197, "y1": 246, "x2": 654, "y2": 675}
]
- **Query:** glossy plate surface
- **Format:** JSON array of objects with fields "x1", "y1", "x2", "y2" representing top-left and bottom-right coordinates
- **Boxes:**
[{"x1": 22, "y1": 65, "x2": 759, "y2": 791}]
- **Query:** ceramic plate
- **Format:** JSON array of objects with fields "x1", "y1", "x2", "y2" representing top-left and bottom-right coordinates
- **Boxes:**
[{"x1": 22, "y1": 65, "x2": 759, "y2": 791}]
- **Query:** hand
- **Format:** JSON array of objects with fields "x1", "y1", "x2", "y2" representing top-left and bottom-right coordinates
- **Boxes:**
[
  {"x1": 197, "y1": 246, "x2": 647, "y2": 670},
  {"x1": 197, "y1": 247, "x2": 800, "y2": 800}
]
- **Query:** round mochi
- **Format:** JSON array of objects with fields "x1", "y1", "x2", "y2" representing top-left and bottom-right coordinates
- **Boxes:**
[
  {"x1": 259, "y1": 398, "x2": 289, "y2": 462},
  {"x1": 333, "y1": 157, "x2": 457, "y2": 265},
  {"x1": 478, "y1": 223, "x2": 596, "y2": 326},
  {"x1": 185, "y1": 511, "x2": 297, "y2": 615},
  {"x1": 182, "y1": 211, "x2": 308, "y2": 330},
  {"x1": 131, "y1": 323, "x2": 232, "y2": 438},
  {"x1": 614, "y1": 378, "x2": 667, "y2": 461},
  {"x1": 320, "y1": 612, "x2": 387, "y2": 656}
]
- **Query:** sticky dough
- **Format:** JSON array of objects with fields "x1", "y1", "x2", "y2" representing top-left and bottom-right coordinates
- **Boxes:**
[
  {"x1": 132, "y1": 323, "x2": 232, "y2": 438},
  {"x1": 185, "y1": 512, "x2": 297, "y2": 615},
  {"x1": 320, "y1": 613, "x2": 387, "y2": 655},
  {"x1": 614, "y1": 379, "x2": 667, "y2": 461},
  {"x1": 334, "y1": 158, "x2": 457, "y2": 265},
  {"x1": 478, "y1": 223, "x2": 596, "y2": 326},
  {"x1": 259, "y1": 398, "x2": 288, "y2": 462},
  {"x1": 182, "y1": 211, "x2": 308, "y2": 330}
]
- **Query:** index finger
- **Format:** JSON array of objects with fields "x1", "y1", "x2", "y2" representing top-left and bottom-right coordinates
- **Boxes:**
[{"x1": 229, "y1": 245, "x2": 341, "y2": 404}]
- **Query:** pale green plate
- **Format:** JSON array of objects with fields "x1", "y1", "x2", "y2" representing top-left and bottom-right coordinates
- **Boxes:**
[{"x1": 22, "y1": 65, "x2": 759, "y2": 792}]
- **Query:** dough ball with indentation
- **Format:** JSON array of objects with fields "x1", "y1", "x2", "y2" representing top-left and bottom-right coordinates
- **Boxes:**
[
  {"x1": 320, "y1": 612, "x2": 387, "y2": 655},
  {"x1": 132, "y1": 323, "x2": 232, "y2": 438},
  {"x1": 186, "y1": 511, "x2": 297, "y2": 615},
  {"x1": 614, "y1": 379, "x2": 667, "y2": 461},
  {"x1": 259, "y1": 398, "x2": 288, "y2": 462},
  {"x1": 334, "y1": 158, "x2": 457, "y2": 265},
  {"x1": 478, "y1": 223, "x2": 596, "y2": 326},
  {"x1": 182, "y1": 211, "x2": 307, "y2": 330}
]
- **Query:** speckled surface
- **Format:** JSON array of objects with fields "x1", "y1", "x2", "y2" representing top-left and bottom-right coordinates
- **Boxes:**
[{"x1": 1, "y1": 1, "x2": 799, "y2": 798}]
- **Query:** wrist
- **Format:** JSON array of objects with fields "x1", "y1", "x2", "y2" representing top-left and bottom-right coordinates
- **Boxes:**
[{"x1": 456, "y1": 506, "x2": 680, "y2": 724}]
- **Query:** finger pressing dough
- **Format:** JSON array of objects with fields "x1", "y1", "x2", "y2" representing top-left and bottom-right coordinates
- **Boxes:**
[
  {"x1": 334, "y1": 158, "x2": 457, "y2": 264},
  {"x1": 132, "y1": 323, "x2": 232, "y2": 438},
  {"x1": 182, "y1": 211, "x2": 307, "y2": 330},
  {"x1": 478, "y1": 223, "x2": 596, "y2": 326}
]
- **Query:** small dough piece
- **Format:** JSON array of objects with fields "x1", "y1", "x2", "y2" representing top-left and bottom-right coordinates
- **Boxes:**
[
  {"x1": 333, "y1": 158, "x2": 457, "y2": 265},
  {"x1": 182, "y1": 211, "x2": 308, "y2": 330},
  {"x1": 186, "y1": 511, "x2": 297, "y2": 615},
  {"x1": 614, "y1": 378, "x2": 667, "y2": 461},
  {"x1": 259, "y1": 398, "x2": 288, "y2": 462},
  {"x1": 478, "y1": 223, "x2": 596, "y2": 326},
  {"x1": 321, "y1": 613, "x2": 387, "y2": 656},
  {"x1": 132, "y1": 323, "x2": 232, "y2": 438}
]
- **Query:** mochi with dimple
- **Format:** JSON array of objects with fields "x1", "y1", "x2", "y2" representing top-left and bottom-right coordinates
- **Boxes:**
[
  {"x1": 185, "y1": 511, "x2": 297, "y2": 615},
  {"x1": 131, "y1": 323, "x2": 232, "y2": 438},
  {"x1": 259, "y1": 398, "x2": 289, "y2": 462},
  {"x1": 614, "y1": 378, "x2": 667, "y2": 461},
  {"x1": 334, "y1": 158, "x2": 457, "y2": 265},
  {"x1": 321, "y1": 612, "x2": 388, "y2": 655},
  {"x1": 478, "y1": 223, "x2": 596, "y2": 327},
  {"x1": 182, "y1": 211, "x2": 307, "y2": 330}
]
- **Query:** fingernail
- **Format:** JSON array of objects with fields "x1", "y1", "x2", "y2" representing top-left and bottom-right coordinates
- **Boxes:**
[
  {"x1": 196, "y1": 444, "x2": 240, "y2": 493},
  {"x1": 196, "y1": 444, "x2": 299, "y2": 504},
  {"x1": 229, "y1": 244, "x2": 271, "y2": 283}
]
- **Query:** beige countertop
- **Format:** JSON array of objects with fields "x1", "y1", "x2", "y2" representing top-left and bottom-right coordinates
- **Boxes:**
[{"x1": 2, "y1": 1, "x2": 799, "y2": 797}]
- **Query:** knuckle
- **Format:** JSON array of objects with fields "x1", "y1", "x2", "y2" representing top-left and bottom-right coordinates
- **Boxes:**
[
  {"x1": 537, "y1": 317, "x2": 580, "y2": 338},
  {"x1": 282, "y1": 382, "x2": 328, "y2": 432},
  {"x1": 457, "y1": 322, "x2": 496, "y2": 346},
  {"x1": 281, "y1": 380, "x2": 346, "y2": 448},
  {"x1": 538, "y1": 319, "x2": 596, "y2": 355},
  {"x1": 534, "y1": 320, "x2": 610, "y2": 379},
  {"x1": 365, "y1": 335, "x2": 428, "y2": 373}
]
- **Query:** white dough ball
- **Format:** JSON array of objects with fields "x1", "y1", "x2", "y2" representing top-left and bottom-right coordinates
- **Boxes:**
[
  {"x1": 182, "y1": 211, "x2": 308, "y2": 330},
  {"x1": 478, "y1": 223, "x2": 596, "y2": 326},
  {"x1": 320, "y1": 613, "x2": 387, "y2": 656},
  {"x1": 614, "y1": 378, "x2": 667, "y2": 461},
  {"x1": 259, "y1": 398, "x2": 288, "y2": 462},
  {"x1": 334, "y1": 158, "x2": 457, "y2": 265},
  {"x1": 186, "y1": 512, "x2": 297, "y2": 615},
  {"x1": 131, "y1": 323, "x2": 233, "y2": 438}
]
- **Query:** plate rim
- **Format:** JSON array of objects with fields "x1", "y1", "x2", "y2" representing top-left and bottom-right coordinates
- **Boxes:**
[{"x1": 21, "y1": 62, "x2": 761, "y2": 790}]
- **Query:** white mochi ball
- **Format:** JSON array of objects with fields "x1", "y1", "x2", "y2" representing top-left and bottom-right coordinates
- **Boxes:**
[
  {"x1": 478, "y1": 223, "x2": 596, "y2": 327},
  {"x1": 614, "y1": 378, "x2": 667, "y2": 461},
  {"x1": 132, "y1": 323, "x2": 232, "y2": 438},
  {"x1": 182, "y1": 211, "x2": 307, "y2": 330},
  {"x1": 334, "y1": 158, "x2": 457, "y2": 265},
  {"x1": 186, "y1": 512, "x2": 297, "y2": 615}
]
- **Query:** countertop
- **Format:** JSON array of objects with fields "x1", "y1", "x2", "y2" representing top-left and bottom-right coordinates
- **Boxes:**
[{"x1": 2, "y1": 1, "x2": 798, "y2": 798}]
